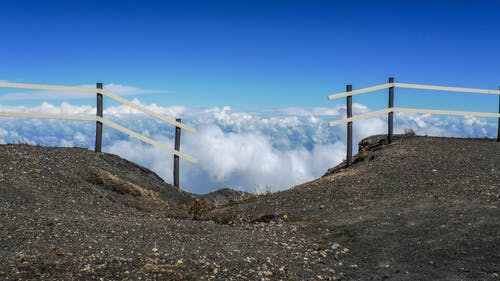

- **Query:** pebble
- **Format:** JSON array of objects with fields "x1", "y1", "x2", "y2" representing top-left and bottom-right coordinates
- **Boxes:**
[{"x1": 331, "y1": 242, "x2": 341, "y2": 250}]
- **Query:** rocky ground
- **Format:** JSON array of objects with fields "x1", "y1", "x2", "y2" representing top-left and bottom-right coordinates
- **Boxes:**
[{"x1": 0, "y1": 135, "x2": 499, "y2": 280}]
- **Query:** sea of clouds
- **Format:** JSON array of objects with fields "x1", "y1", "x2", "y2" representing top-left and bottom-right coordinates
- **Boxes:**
[{"x1": 0, "y1": 100, "x2": 497, "y2": 194}]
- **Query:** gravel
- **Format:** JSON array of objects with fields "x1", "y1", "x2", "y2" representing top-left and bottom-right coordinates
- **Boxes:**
[{"x1": 1, "y1": 136, "x2": 499, "y2": 280}]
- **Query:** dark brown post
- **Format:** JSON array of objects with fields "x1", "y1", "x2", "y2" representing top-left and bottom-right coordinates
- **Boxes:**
[
  {"x1": 173, "y1": 118, "x2": 182, "y2": 188},
  {"x1": 497, "y1": 87, "x2": 500, "y2": 142},
  {"x1": 388, "y1": 77, "x2": 395, "y2": 143},
  {"x1": 346, "y1": 85, "x2": 353, "y2": 166},
  {"x1": 95, "y1": 82, "x2": 103, "y2": 152}
]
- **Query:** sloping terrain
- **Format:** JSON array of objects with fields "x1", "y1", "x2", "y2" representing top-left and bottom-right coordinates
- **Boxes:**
[
  {"x1": 208, "y1": 135, "x2": 500, "y2": 280},
  {"x1": 1, "y1": 136, "x2": 499, "y2": 280},
  {"x1": 0, "y1": 144, "x2": 195, "y2": 219}
]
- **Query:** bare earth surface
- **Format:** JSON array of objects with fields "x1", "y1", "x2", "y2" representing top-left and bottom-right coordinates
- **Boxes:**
[{"x1": 1, "y1": 135, "x2": 499, "y2": 280}]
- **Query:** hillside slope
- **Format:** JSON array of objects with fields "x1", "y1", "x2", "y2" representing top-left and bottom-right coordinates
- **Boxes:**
[
  {"x1": 208, "y1": 135, "x2": 500, "y2": 280},
  {"x1": 0, "y1": 144, "x2": 195, "y2": 218},
  {"x1": 1, "y1": 136, "x2": 499, "y2": 280}
]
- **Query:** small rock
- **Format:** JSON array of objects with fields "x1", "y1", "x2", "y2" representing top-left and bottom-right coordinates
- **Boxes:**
[{"x1": 53, "y1": 247, "x2": 65, "y2": 256}]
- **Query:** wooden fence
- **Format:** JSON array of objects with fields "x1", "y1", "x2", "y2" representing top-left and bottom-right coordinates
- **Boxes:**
[
  {"x1": 327, "y1": 77, "x2": 500, "y2": 166},
  {"x1": 0, "y1": 81, "x2": 197, "y2": 188}
]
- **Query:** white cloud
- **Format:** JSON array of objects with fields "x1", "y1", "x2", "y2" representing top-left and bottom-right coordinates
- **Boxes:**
[
  {"x1": 0, "y1": 101, "x2": 497, "y2": 194},
  {"x1": 279, "y1": 107, "x2": 341, "y2": 116},
  {"x1": 105, "y1": 100, "x2": 187, "y2": 118},
  {"x1": 0, "y1": 83, "x2": 165, "y2": 101},
  {"x1": 0, "y1": 127, "x2": 8, "y2": 137},
  {"x1": 106, "y1": 125, "x2": 345, "y2": 194}
]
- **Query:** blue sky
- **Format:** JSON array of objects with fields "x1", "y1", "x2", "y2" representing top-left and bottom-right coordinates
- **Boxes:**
[
  {"x1": 1, "y1": 1, "x2": 499, "y2": 193},
  {"x1": 1, "y1": 0, "x2": 500, "y2": 110}
]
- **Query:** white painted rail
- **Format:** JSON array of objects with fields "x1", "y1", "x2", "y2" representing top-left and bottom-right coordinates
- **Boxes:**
[
  {"x1": 0, "y1": 81, "x2": 96, "y2": 93},
  {"x1": 0, "y1": 81, "x2": 198, "y2": 163},
  {"x1": 0, "y1": 112, "x2": 97, "y2": 122},
  {"x1": 98, "y1": 117, "x2": 198, "y2": 163},
  {"x1": 99, "y1": 89, "x2": 195, "y2": 133},
  {"x1": 328, "y1": 83, "x2": 392, "y2": 100},
  {"x1": 395, "y1": 107, "x2": 500, "y2": 119},
  {"x1": 328, "y1": 108, "x2": 392, "y2": 126},
  {"x1": 394, "y1": 83, "x2": 500, "y2": 95},
  {"x1": 328, "y1": 82, "x2": 500, "y2": 100},
  {"x1": 328, "y1": 107, "x2": 500, "y2": 126}
]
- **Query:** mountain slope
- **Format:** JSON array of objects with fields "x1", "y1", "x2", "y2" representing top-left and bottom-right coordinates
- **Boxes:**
[
  {"x1": 207, "y1": 135, "x2": 500, "y2": 280},
  {"x1": 0, "y1": 144, "x2": 195, "y2": 218},
  {"x1": 1, "y1": 136, "x2": 499, "y2": 280}
]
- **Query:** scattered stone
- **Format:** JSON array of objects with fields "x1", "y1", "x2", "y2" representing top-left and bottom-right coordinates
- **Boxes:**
[{"x1": 331, "y1": 243, "x2": 340, "y2": 250}]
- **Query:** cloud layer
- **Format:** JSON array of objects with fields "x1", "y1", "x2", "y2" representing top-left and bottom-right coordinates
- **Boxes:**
[{"x1": 0, "y1": 101, "x2": 498, "y2": 194}]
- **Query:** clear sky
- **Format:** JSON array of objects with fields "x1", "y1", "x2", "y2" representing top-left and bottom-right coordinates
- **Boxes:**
[{"x1": 1, "y1": 0, "x2": 500, "y2": 111}]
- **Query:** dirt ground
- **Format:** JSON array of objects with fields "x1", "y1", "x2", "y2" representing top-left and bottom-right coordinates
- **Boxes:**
[{"x1": 1, "y1": 135, "x2": 499, "y2": 280}]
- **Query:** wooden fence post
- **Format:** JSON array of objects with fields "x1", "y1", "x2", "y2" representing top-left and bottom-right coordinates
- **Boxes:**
[
  {"x1": 346, "y1": 85, "x2": 353, "y2": 166},
  {"x1": 173, "y1": 118, "x2": 181, "y2": 188},
  {"x1": 95, "y1": 82, "x2": 103, "y2": 152},
  {"x1": 388, "y1": 77, "x2": 394, "y2": 143}
]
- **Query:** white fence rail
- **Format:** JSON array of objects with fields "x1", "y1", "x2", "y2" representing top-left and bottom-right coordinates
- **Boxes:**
[
  {"x1": 329, "y1": 107, "x2": 500, "y2": 126},
  {"x1": 328, "y1": 82, "x2": 500, "y2": 100},
  {"x1": 327, "y1": 78, "x2": 500, "y2": 166}
]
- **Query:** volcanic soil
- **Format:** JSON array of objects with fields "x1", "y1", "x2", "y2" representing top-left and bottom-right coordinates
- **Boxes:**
[{"x1": 0, "y1": 135, "x2": 499, "y2": 280}]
